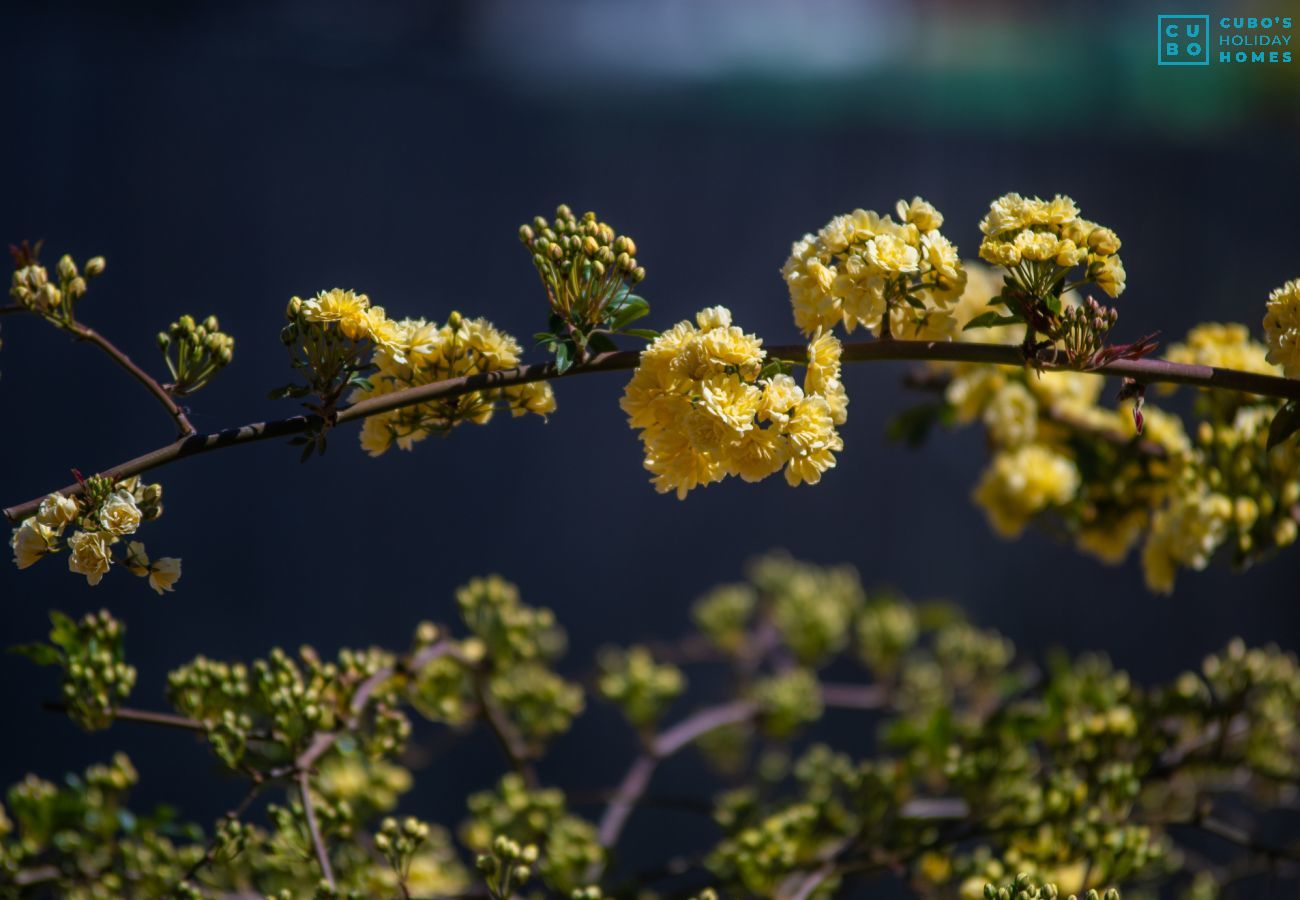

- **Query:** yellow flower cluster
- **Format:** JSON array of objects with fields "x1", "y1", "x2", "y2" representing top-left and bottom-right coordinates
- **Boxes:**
[
  {"x1": 1140, "y1": 482, "x2": 1233, "y2": 595},
  {"x1": 621, "y1": 307, "x2": 847, "y2": 498},
  {"x1": 10, "y1": 482, "x2": 180, "y2": 593},
  {"x1": 946, "y1": 267, "x2": 1298, "y2": 592},
  {"x1": 1262, "y1": 278, "x2": 1300, "y2": 378},
  {"x1": 973, "y1": 444, "x2": 1080, "y2": 538},
  {"x1": 1140, "y1": 404, "x2": 1299, "y2": 594},
  {"x1": 978, "y1": 193, "x2": 1126, "y2": 299},
  {"x1": 782, "y1": 197, "x2": 966, "y2": 339},
  {"x1": 352, "y1": 312, "x2": 556, "y2": 456},
  {"x1": 1163, "y1": 322, "x2": 1278, "y2": 377}
]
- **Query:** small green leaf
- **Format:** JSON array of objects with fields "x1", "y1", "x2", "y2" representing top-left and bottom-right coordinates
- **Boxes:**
[
  {"x1": 621, "y1": 328, "x2": 660, "y2": 341},
  {"x1": 49, "y1": 611, "x2": 76, "y2": 649},
  {"x1": 1267, "y1": 399, "x2": 1300, "y2": 450},
  {"x1": 588, "y1": 333, "x2": 618, "y2": 354},
  {"x1": 268, "y1": 383, "x2": 310, "y2": 401},
  {"x1": 554, "y1": 341, "x2": 574, "y2": 374},
  {"x1": 608, "y1": 296, "x2": 650, "y2": 331},
  {"x1": 1043, "y1": 293, "x2": 1063, "y2": 315},
  {"x1": 9, "y1": 642, "x2": 61, "y2": 666},
  {"x1": 962, "y1": 311, "x2": 1024, "y2": 331}
]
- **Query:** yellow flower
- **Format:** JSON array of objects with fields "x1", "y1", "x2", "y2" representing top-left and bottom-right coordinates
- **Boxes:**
[
  {"x1": 978, "y1": 238, "x2": 1021, "y2": 268},
  {"x1": 804, "y1": 331, "x2": 843, "y2": 396},
  {"x1": 695, "y1": 305, "x2": 732, "y2": 331},
  {"x1": 1077, "y1": 511, "x2": 1147, "y2": 565},
  {"x1": 973, "y1": 443, "x2": 1080, "y2": 537},
  {"x1": 782, "y1": 397, "x2": 842, "y2": 486},
  {"x1": 359, "y1": 414, "x2": 397, "y2": 457},
  {"x1": 36, "y1": 494, "x2": 79, "y2": 531},
  {"x1": 506, "y1": 381, "x2": 557, "y2": 418},
  {"x1": 1013, "y1": 230, "x2": 1059, "y2": 262},
  {"x1": 148, "y1": 557, "x2": 182, "y2": 595},
  {"x1": 920, "y1": 231, "x2": 961, "y2": 283},
  {"x1": 951, "y1": 263, "x2": 1025, "y2": 345},
  {"x1": 301, "y1": 288, "x2": 373, "y2": 340},
  {"x1": 1141, "y1": 484, "x2": 1232, "y2": 594},
  {"x1": 1262, "y1": 277, "x2": 1300, "y2": 378},
  {"x1": 1091, "y1": 253, "x2": 1126, "y2": 298},
  {"x1": 1165, "y1": 323, "x2": 1278, "y2": 376},
  {"x1": 895, "y1": 196, "x2": 944, "y2": 232},
  {"x1": 980, "y1": 192, "x2": 1034, "y2": 236},
  {"x1": 864, "y1": 234, "x2": 919, "y2": 274},
  {"x1": 1086, "y1": 226, "x2": 1122, "y2": 255},
  {"x1": 11, "y1": 520, "x2": 56, "y2": 570},
  {"x1": 983, "y1": 382, "x2": 1038, "y2": 447},
  {"x1": 67, "y1": 530, "x2": 114, "y2": 586},
  {"x1": 729, "y1": 427, "x2": 790, "y2": 483},
  {"x1": 758, "y1": 374, "x2": 804, "y2": 426},
  {"x1": 98, "y1": 490, "x2": 142, "y2": 536},
  {"x1": 622, "y1": 307, "x2": 844, "y2": 497},
  {"x1": 699, "y1": 374, "x2": 762, "y2": 433},
  {"x1": 123, "y1": 541, "x2": 150, "y2": 576}
]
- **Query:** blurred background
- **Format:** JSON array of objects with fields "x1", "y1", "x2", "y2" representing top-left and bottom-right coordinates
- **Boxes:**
[{"x1": 1, "y1": 0, "x2": 1298, "y2": 886}]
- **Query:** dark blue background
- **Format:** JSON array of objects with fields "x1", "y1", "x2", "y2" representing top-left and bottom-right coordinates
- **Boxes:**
[{"x1": 1, "y1": 0, "x2": 1297, "y2": 881}]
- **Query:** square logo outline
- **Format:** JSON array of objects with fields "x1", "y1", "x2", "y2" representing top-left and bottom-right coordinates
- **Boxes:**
[{"x1": 1158, "y1": 14, "x2": 1211, "y2": 66}]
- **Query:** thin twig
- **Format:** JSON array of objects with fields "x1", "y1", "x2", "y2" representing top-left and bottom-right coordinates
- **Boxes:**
[
  {"x1": 5, "y1": 339, "x2": 1298, "y2": 523},
  {"x1": 589, "y1": 699, "x2": 757, "y2": 882},
  {"x1": 471, "y1": 668, "x2": 539, "y2": 788},
  {"x1": 70, "y1": 322, "x2": 196, "y2": 437},
  {"x1": 175, "y1": 779, "x2": 268, "y2": 891},
  {"x1": 298, "y1": 768, "x2": 336, "y2": 888}
]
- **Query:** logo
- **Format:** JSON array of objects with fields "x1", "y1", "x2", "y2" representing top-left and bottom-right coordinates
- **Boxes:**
[
  {"x1": 1158, "y1": 15, "x2": 1210, "y2": 65},
  {"x1": 1157, "y1": 15, "x2": 1294, "y2": 65}
]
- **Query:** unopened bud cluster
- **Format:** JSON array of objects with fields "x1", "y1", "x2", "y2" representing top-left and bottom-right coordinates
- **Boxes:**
[
  {"x1": 158, "y1": 313, "x2": 234, "y2": 394},
  {"x1": 1056, "y1": 297, "x2": 1119, "y2": 368},
  {"x1": 15, "y1": 609, "x2": 137, "y2": 730},
  {"x1": 521, "y1": 204, "x2": 645, "y2": 326},
  {"x1": 9, "y1": 247, "x2": 106, "y2": 326},
  {"x1": 596, "y1": 644, "x2": 685, "y2": 730}
]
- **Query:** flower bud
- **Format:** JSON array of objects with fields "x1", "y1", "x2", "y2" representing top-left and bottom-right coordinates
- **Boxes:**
[
  {"x1": 57, "y1": 254, "x2": 78, "y2": 280},
  {"x1": 84, "y1": 256, "x2": 106, "y2": 277}
]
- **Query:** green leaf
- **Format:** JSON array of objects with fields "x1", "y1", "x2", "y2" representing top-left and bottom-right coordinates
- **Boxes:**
[
  {"x1": 49, "y1": 610, "x2": 76, "y2": 649},
  {"x1": 349, "y1": 376, "x2": 374, "y2": 393},
  {"x1": 621, "y1": 328, "x2": 660, "y2": 341},
  {"x1": 962, "y1": 311, "x2": 1024, "y2": 331},
  {"x1": 554, "y1": 341, "x2": 574, "y2": 374},
  {"x1": 607, "y1": 296, "x2": 650, "y2": 331},
  {"x1": 9, "y1": 642, "x2": 61, "y2": 666},
  {"x1": 1267, "y1": 399, "x2": 1300, "y2": 450},
  {"x1": 1043, "y1": 293, "x2": 1063, "y2": 315},
  {"x1": 587, "y1": 333, "x2": 617, "y2": 354},
  {"x1": 267, "y1": 382, "x2": 310, "y2": 401}
]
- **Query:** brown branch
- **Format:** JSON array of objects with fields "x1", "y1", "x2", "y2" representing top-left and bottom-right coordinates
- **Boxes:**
[
  {"x1": 70, "y1": 322, "x2": 195, "y2": 436},
  {"x1": 4, "y1": 304, "x2": 195, "y2": 436},
  {"x1": 591, "y1": 698, "x2": 757, "y2": 875},
  {"x1": 6, "y1": 339, "x2": 1299, "y2": 523},
  {"x1": 297, "y1": 768, "x2": 336, "y2": 888},
  {"x1": 471, "y1": 668, "x2": 540, "y2": 788}
]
